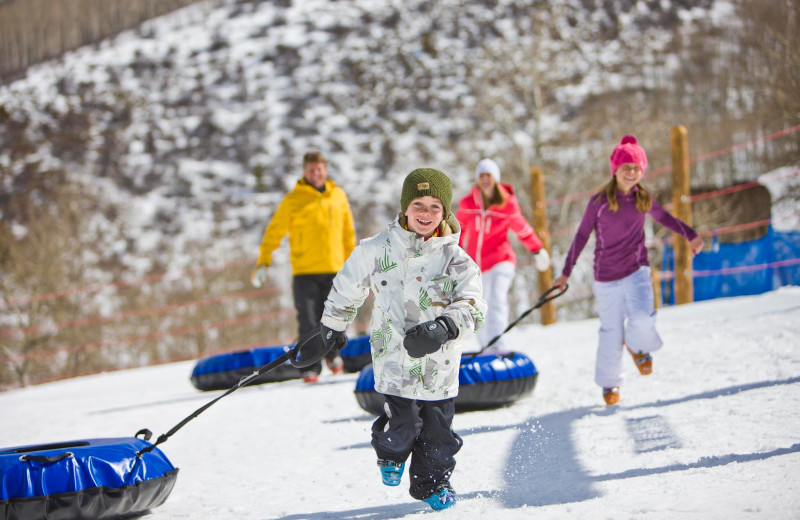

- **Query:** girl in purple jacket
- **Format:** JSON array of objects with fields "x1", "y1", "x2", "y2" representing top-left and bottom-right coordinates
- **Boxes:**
[{"x1": 553, "y1": 136, "x2": 703, "y2": 406}]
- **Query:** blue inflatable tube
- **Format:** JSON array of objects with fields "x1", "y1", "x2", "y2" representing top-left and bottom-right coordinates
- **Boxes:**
[
  {"x1": 339, "y1": 335, "x2": 372, "y2": 373},
  {"x1": 192, "y1": 335, "x2": 374, "y2": 391},
  {"x1": 0, "y1": 436, "x2": 178, "y2": 520},
  {"x1": 355, "y1": 352, "x2": 539, "y2": 415},
  {"x1": 191, "y1": 344, "x2": 302, "y2": 391}
]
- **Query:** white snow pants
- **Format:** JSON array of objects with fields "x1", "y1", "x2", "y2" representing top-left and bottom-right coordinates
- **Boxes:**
[
  {"x1": 593, "y1": 266, "x2": 662, "y2": 388},
  {"x1": 477, "y1": 261, "x2": 516, "y2": 353}
]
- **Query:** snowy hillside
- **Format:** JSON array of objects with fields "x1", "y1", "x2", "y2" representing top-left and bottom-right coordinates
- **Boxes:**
[
  {"x1": 2, "y1": 288, "x2": 798, "y2": 519},
  {"x1": 0, "y1": 0, "x2": 731, "y2": 275},
  {"x1": 10, "y1": 0, "x2": 783, "y2": 388}
]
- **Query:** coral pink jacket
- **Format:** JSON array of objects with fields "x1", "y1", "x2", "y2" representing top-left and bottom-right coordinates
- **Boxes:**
[{"x1": 456, "y1": 184, "x2": 543, "y2": 272}]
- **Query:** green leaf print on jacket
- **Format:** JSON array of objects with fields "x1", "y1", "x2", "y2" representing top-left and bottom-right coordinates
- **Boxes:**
[
  {"x1": 370, "y1": 315, "x2": 394, "y2": 361},
  {"x1": 419, "y1": 288, "x2": 432, "y2": 311},
  {"x1": 432, "y1": 275, "x2": 453, "y2": 292},
  {"x1": 409, "y1": 360, "x2": 422, "y2": 378},
  {"x1": 469, "y1": 305, "x2": 486, "y2": 330},
  {"x1": 429, "y1": 275, "x2": 454, "y2": 303},
  {"x1": 379, "y1": 249, "x2": 397, "y2": 272},
  {"x1": 408, "y1": 360, "x2": 439, "y2": 393}
]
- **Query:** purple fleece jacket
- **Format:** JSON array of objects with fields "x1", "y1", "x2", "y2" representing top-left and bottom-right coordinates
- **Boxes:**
[{"x1": 561, "y1": 190, "x2": 698, "y2": 282}]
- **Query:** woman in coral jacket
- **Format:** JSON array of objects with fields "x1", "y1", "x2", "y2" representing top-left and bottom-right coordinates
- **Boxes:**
[{"x1": 455, "y1": 158, "x2": 550, "y2": 353}]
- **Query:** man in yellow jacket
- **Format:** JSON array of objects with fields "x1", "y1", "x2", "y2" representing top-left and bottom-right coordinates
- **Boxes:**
[{"x1": 251, "y1": 152, "x2": 357, "y2": 382}]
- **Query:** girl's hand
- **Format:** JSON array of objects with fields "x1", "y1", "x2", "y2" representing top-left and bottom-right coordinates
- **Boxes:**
[
  {"x1": 689, "y1": 236, "x2": 704, "y2": 256},
  {"x1": 552, "y1": 275, "x2": 569, "y2": 292},
  {"x1": 533, "y1": 248, "x2": 551, "y2": 272}
]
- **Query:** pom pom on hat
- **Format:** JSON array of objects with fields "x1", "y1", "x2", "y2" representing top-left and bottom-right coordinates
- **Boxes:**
[
  {"x1": 475, "y1": 158, "x2": 500, "y2": 182},
  {"x1": 400, "y1": 168, "x2": 453, "y2": 218},
  {"x1": 609, "y1": 135, "x2": 648, "y2": 176}
]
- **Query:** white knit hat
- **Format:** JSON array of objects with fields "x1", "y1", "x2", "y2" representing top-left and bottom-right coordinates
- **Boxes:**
[{"x1": 475, "y1": 158, "x2": 500, "y2": 182}]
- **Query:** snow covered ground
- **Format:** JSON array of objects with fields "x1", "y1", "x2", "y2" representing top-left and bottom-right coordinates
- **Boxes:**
[{"x1": 2, "y1": 287, "x2": 799, "y2": 519}]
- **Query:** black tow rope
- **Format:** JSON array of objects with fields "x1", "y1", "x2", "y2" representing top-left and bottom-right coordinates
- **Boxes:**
[
  {"x1": 462, "y1": 284, "x2": 568, "y2": 363},
  {"x1": 136, "y1": 329, "x2": 326, "y2": 456}
]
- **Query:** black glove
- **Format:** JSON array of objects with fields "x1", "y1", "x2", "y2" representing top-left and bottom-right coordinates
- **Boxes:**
[
  {"x1": 403, "y1": 316, "x2": 459, "y2": 358},
  {"x1": 320, "y1": 324, "x2": 348, "y2": 355}
]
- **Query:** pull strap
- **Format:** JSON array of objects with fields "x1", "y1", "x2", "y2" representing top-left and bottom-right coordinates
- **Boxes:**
[
  {"x1": 462, "y1": 285, "x2": 567, "y2": 363},
  {"x1": 136, "y1": 350, "x2": 291, "y2": 456},
  {"x1": 136, "y1": 327, "x2": 330, "y2": 456}
]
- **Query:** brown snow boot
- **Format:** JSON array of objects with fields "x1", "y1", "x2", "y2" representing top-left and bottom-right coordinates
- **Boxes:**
[
  {"x1": 603, "y1": 387, "x2": 620, "y2": 406},
  {"x1": 627, "y1": 346, "x2": 652, "y2": 376}
]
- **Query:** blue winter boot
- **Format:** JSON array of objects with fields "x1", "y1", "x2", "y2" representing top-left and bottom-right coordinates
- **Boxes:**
[
  {"x1": 377, "y1": 459, "x2": 405, "y2": 486},
  {"x1": 422, "y1": 484, "x2": 456, "y2": 511}
]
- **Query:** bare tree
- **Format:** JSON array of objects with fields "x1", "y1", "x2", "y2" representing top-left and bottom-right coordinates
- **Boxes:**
[
  {"x1": 734, "y1": 0, "x2": 800, "y2": 165},
  {"x1": 0, "y1": 181, "x2": 111, "y2": 387},
  {"x1": 0, "y1": 0, "x2": 203, "y2": 81}
]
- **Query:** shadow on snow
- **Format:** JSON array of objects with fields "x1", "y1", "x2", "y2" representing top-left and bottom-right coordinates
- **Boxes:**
[
  {"x1": 496, "y1": 375, "x2": 800, "y2": 508},
  {"x1": 328, "y1": 375, "x2": 800, "y2": 513}
]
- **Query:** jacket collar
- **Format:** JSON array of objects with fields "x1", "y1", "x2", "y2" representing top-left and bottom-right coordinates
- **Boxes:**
[
  {"x1": 391, "y1": 213, "x2": 460, "y2": 251},
  {"x1": 296, "y1": 177, "x2": 336, "y2": 196}
]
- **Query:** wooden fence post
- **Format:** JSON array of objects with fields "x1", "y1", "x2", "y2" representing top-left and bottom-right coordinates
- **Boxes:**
[
  {"x1": 652, "y1": 269, "x2": 661, "y2": 309},
  {"x1": 670, "y1": 125, "x2": 694, "y2": 305},
  {"x1": 530, "y1": 166, "x2": 556, "y2": 325}
]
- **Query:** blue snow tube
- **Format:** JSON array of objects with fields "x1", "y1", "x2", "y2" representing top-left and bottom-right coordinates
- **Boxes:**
[
  {"x1": 339, "y1": 335, "x2": 372, "y2": 373},
  {"x1": 191, "y1": 344, "x2": 302, "y2": 391},
  {"x1": 354, "y1": 352, "x2": 539, "y2": 415},
  {"x1": 0, "y1": 435, "x2": 177, "y2": 520}
]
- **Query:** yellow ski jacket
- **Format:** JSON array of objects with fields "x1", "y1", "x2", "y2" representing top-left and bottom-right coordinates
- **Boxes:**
[{"x1": 257, "y1": 178, "x2": 356, "y2": 276}]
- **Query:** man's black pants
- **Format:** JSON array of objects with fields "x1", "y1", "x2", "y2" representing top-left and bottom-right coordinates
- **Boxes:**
[{"x1": 292, "y1": 273, "x2": 338, "y2": 375}]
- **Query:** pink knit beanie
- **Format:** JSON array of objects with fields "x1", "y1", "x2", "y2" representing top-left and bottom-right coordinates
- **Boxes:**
[{"x1": 609, "y1": 135, "x2": 648, "y2": 176}]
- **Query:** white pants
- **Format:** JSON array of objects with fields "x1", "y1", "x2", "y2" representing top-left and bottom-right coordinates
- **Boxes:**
[
  {"x1": 477, "y1": 261, "x2": 516, "y2": 353},
  {"x1": 593, "y1": 266, "x2": 662, "y2": 388}
]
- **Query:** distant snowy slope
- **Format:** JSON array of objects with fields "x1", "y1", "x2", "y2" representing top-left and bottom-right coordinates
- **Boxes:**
[
  {"x1": 0, "y1": 0, "x2": 728, "y2": 274},
  {"x1": 2, "y1": 287, "x2": 798, "y2": 519}
]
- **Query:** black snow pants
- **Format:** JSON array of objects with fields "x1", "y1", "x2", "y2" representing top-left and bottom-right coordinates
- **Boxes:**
[
  {"x1": 292, "y1": 273, "x2": 338, "y2": 375},
  {"x1": 371, "y1": 394, "x2": 463, "y2": 500}
]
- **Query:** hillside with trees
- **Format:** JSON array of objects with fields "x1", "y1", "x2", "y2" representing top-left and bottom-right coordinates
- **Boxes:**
[{"x1": 0, "y1": 0, "x2": 797, "y2": 388}]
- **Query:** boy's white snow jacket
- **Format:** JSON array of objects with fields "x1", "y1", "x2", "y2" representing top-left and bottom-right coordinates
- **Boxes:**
[{"x1": 322, "y1": 214, "x2": 486, "y2": 401}]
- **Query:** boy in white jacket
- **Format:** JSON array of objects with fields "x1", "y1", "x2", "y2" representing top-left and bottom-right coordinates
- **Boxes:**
[{"x1": 319, "y1": 168, "x2": 486, "y2": 511}]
